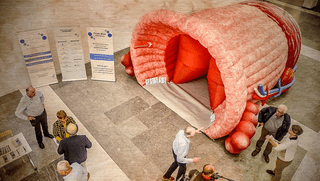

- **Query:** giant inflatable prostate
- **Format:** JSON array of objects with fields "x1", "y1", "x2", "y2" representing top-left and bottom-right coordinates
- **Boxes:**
[{"x1": 121, "y1": 1, "x2": 301, "y2": 154}]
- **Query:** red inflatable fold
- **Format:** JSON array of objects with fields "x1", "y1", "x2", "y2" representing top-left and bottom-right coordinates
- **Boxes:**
[{"x1": 121, "y1": 1, "x2": 301, "y2": 151}]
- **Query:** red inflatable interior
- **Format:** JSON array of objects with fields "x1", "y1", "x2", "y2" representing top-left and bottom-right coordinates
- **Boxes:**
[
  {"x1": 172, "y1": 35, "x2": 211, "y2": 83},
  {"x1": 164, "y1": 35, "x2": 180, "y2": 80},
  {"x1": 164, "y1": 34, "x2": 225, "y2": 111}
]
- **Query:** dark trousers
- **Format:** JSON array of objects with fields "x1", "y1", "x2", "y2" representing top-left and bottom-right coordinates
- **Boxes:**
[
  {"x1": 30, "y1": 109, "x2": 50, "y2": 143},
  {"x1": 255, "y1": 127, "x2": 273, "y2": 155},
  {"x1": 164, "y1": 150, "x2": 187, "y2": 181},
  {"x1": 273, "y1": 157, "x2": 292, "y2": 181}
]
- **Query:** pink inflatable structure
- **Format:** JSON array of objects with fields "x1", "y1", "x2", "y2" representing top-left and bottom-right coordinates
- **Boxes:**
[{"x1": 121, "y1": 1, "x2": 301, "y2": 154}]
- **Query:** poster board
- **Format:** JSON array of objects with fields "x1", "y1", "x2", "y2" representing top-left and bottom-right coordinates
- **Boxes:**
[
  {"x1": 87, "y1": 27, "x2": 115, "y2": 81},
  {"x1": 17, "y1": 29, "x2": 58, "y2": 87},
  {"x1": 54, "y1": 26, "x2": 87, "y2": 81}
]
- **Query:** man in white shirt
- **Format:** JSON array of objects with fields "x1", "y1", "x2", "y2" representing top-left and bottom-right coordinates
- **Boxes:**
[
  {"x1": 163, "y1": 126, "x2": 202, "y2": 181},
  {"x1": 15, "y1": 87, "x2": 54, "y2": 149},
  {"x1": 265, "y1": 125, "x2": 303, "y2": 181},
  {"x1": 57, "y1": 160, "x2": 89, "y2": 181}
]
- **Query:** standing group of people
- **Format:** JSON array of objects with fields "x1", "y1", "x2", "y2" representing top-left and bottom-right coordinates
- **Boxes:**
[
  {"x1": 163, "y1": 104, "x2": 303, "y2": 181},
  {"x1": 252, "y1": 104, "x2": 303, "y2": 181},
  {"x1": 55, "y1": 113, "x2": 92, "y2": 180},
  {"x1": 15, "y1": 87, "x2": 303, "y2": 181},
  {"x1": 15, "y1": 87, "x2": 92, "y2": 181}
]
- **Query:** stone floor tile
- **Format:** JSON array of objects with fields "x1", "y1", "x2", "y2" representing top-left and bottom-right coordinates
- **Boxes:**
[
  {"x1": 135, "y1": 102, "x2": 175, "y2": 128},
  {"x1": 118, "y1": 116, "x2": 149, "y2": 139},
  {"x1": 104, "y1": 96, "x2": 149, "y2": 125}
]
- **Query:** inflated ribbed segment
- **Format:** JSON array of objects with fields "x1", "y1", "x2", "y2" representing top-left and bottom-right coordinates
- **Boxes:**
[
  {"x1": 194, "y1": 4, "x2": 288, "y2": 139},
  {"x1": 130, "y1": 10, "x2": 187, "y2": 85},
  {"x1": 240, "y1": 1, "x2": 301, "y2": 69},
  {"x1": 128, "y1": 2, "x2": 300, "y2": 139}
]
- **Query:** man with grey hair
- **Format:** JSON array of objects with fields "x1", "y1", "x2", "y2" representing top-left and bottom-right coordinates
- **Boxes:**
[
  {"x1": 163, "y1": 126, "x2": 203, "y2": 181},
  {"x1": 57, "y1": 123, "x2": 92, "y2": 169},
  {"x1": 251, "y1": 104, "x2": 291, "y2": 163},
  {"x1": 15, "y1": 86, "x2": 54, "y2": 149},
  {"x1": 57, "y1": 160, "x2": 88, "y2": 181}
]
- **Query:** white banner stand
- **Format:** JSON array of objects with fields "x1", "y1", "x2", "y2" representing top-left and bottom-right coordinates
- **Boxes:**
[
  {"x1": 17, "y1": 29, "x2": 58, "y2": 87},
  {"x1": 53, "y1": 26, "x2": 87, "y2": 82},
  {"x1": 87, "y1": 27, "x2": 115, "y2": 81}
]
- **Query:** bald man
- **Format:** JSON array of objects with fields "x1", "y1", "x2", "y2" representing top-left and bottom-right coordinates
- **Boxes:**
[
  {"x1": 57, "y1": 160, "x2": 88, "y2": 181},
  {"x1": 188, "y1": 164, "x2": 216, "y2": 181},
  {"x1": 163, "y1": 126, "x2": 202, "y2": 181},
  {"x1": 15, "y1": 87, "x2": 54, "y2": 149}
]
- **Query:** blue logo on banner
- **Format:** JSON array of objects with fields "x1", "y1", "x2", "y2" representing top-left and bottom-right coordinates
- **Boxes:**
[
  {"x1": 38, "y1": 33, "x2": 47, "y2": 40},
  {"x1": 20, "y1": 39, "x2": 28, "y2": 46},
  {"x1": 105, "y1": 30, "x2": 112, "y2": 38},
  {"x1": 88, "y1": 32, "x2": 95, "y2": 40}
]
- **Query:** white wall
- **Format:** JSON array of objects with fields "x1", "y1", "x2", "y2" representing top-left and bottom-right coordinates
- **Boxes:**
[
  {"x1": 303, "y1": 0, "x2": 319, "y2": 8},
  {"x1": 0, "y1": 0, "x2": 245, "y2": 97}
]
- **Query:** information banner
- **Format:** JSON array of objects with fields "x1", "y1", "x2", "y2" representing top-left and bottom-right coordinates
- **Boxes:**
[
  {"x1": 54, "y1": 27, "x2": 87, "y2": 81},
  {"x1": 17, "y1": 29, "x2": 58, "y2": 87},
  {"x1": 87, "y1": 27, "x2": 115, "y2": 81}
]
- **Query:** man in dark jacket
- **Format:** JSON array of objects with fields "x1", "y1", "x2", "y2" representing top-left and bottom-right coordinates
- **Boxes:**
[
  {"x1": 188, "y1": 164, "x2": 216, "y2": 181},
  {"x1": 251, "y1": 104, "x2": 291, "y2": 163},
  {"x1": 57, "y1": 123, "x2": 92, "y2": 169}
]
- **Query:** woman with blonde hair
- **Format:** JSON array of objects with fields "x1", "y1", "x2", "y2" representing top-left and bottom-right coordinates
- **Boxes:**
[{"x1": 53, "y1": 110, "x2": 76, "y2": 142}]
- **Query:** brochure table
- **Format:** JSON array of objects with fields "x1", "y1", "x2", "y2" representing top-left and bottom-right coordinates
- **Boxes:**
[{"x1": 0, "y1": 133, "x2": 37, "y2": 171}]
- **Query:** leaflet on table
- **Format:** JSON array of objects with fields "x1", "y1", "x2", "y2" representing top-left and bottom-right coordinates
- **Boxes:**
[
  {"x1": 54, "y1": 27, "x2": 87, "y2": 81},
  {"x1": 17, "y1": 29, "x2": 58, "y2": 87},
  {"x1": 0, "y1": 133, "x2": 32, "y2": 167},
  {"x1": 87, "y1": 27, "x2": 115, "y2": 81}
]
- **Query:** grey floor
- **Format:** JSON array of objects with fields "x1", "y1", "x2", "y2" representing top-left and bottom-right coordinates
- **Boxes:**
[{"x1": 0, "y1": 1, "x2": 320, "y2": 181}]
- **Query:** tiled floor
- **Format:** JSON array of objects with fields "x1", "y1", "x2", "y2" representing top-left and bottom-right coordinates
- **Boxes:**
[{"x1": 0, "y1": 0, "x2": 320, "y2": 181}]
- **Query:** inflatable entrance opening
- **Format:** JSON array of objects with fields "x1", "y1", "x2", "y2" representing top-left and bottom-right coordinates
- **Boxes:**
[{"x1": 121, "y1": 1, "x2": 301, "y2": 154}]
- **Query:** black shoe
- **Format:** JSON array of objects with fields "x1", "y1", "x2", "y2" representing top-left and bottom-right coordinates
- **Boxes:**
[
  {"x1": 264, "y1": 154, "x2": 270, "y2": 163},
  {"x1": 38, "y1": 142, "x2": 45, "y2": 149},
  {"x1": 251, "y1": 149, "x2": 260, "y2": 156},
  {"x1": 266, "y1": 170, "x2": 275, "y2": 175},
  {"x1": 44, "y1": 134, "x2": 54, "y2": 139}
]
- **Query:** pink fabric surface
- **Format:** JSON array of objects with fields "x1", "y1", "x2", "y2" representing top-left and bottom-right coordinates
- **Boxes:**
[{"x1": 127, "y1": 2, "x2": 299, "y2": 139}]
